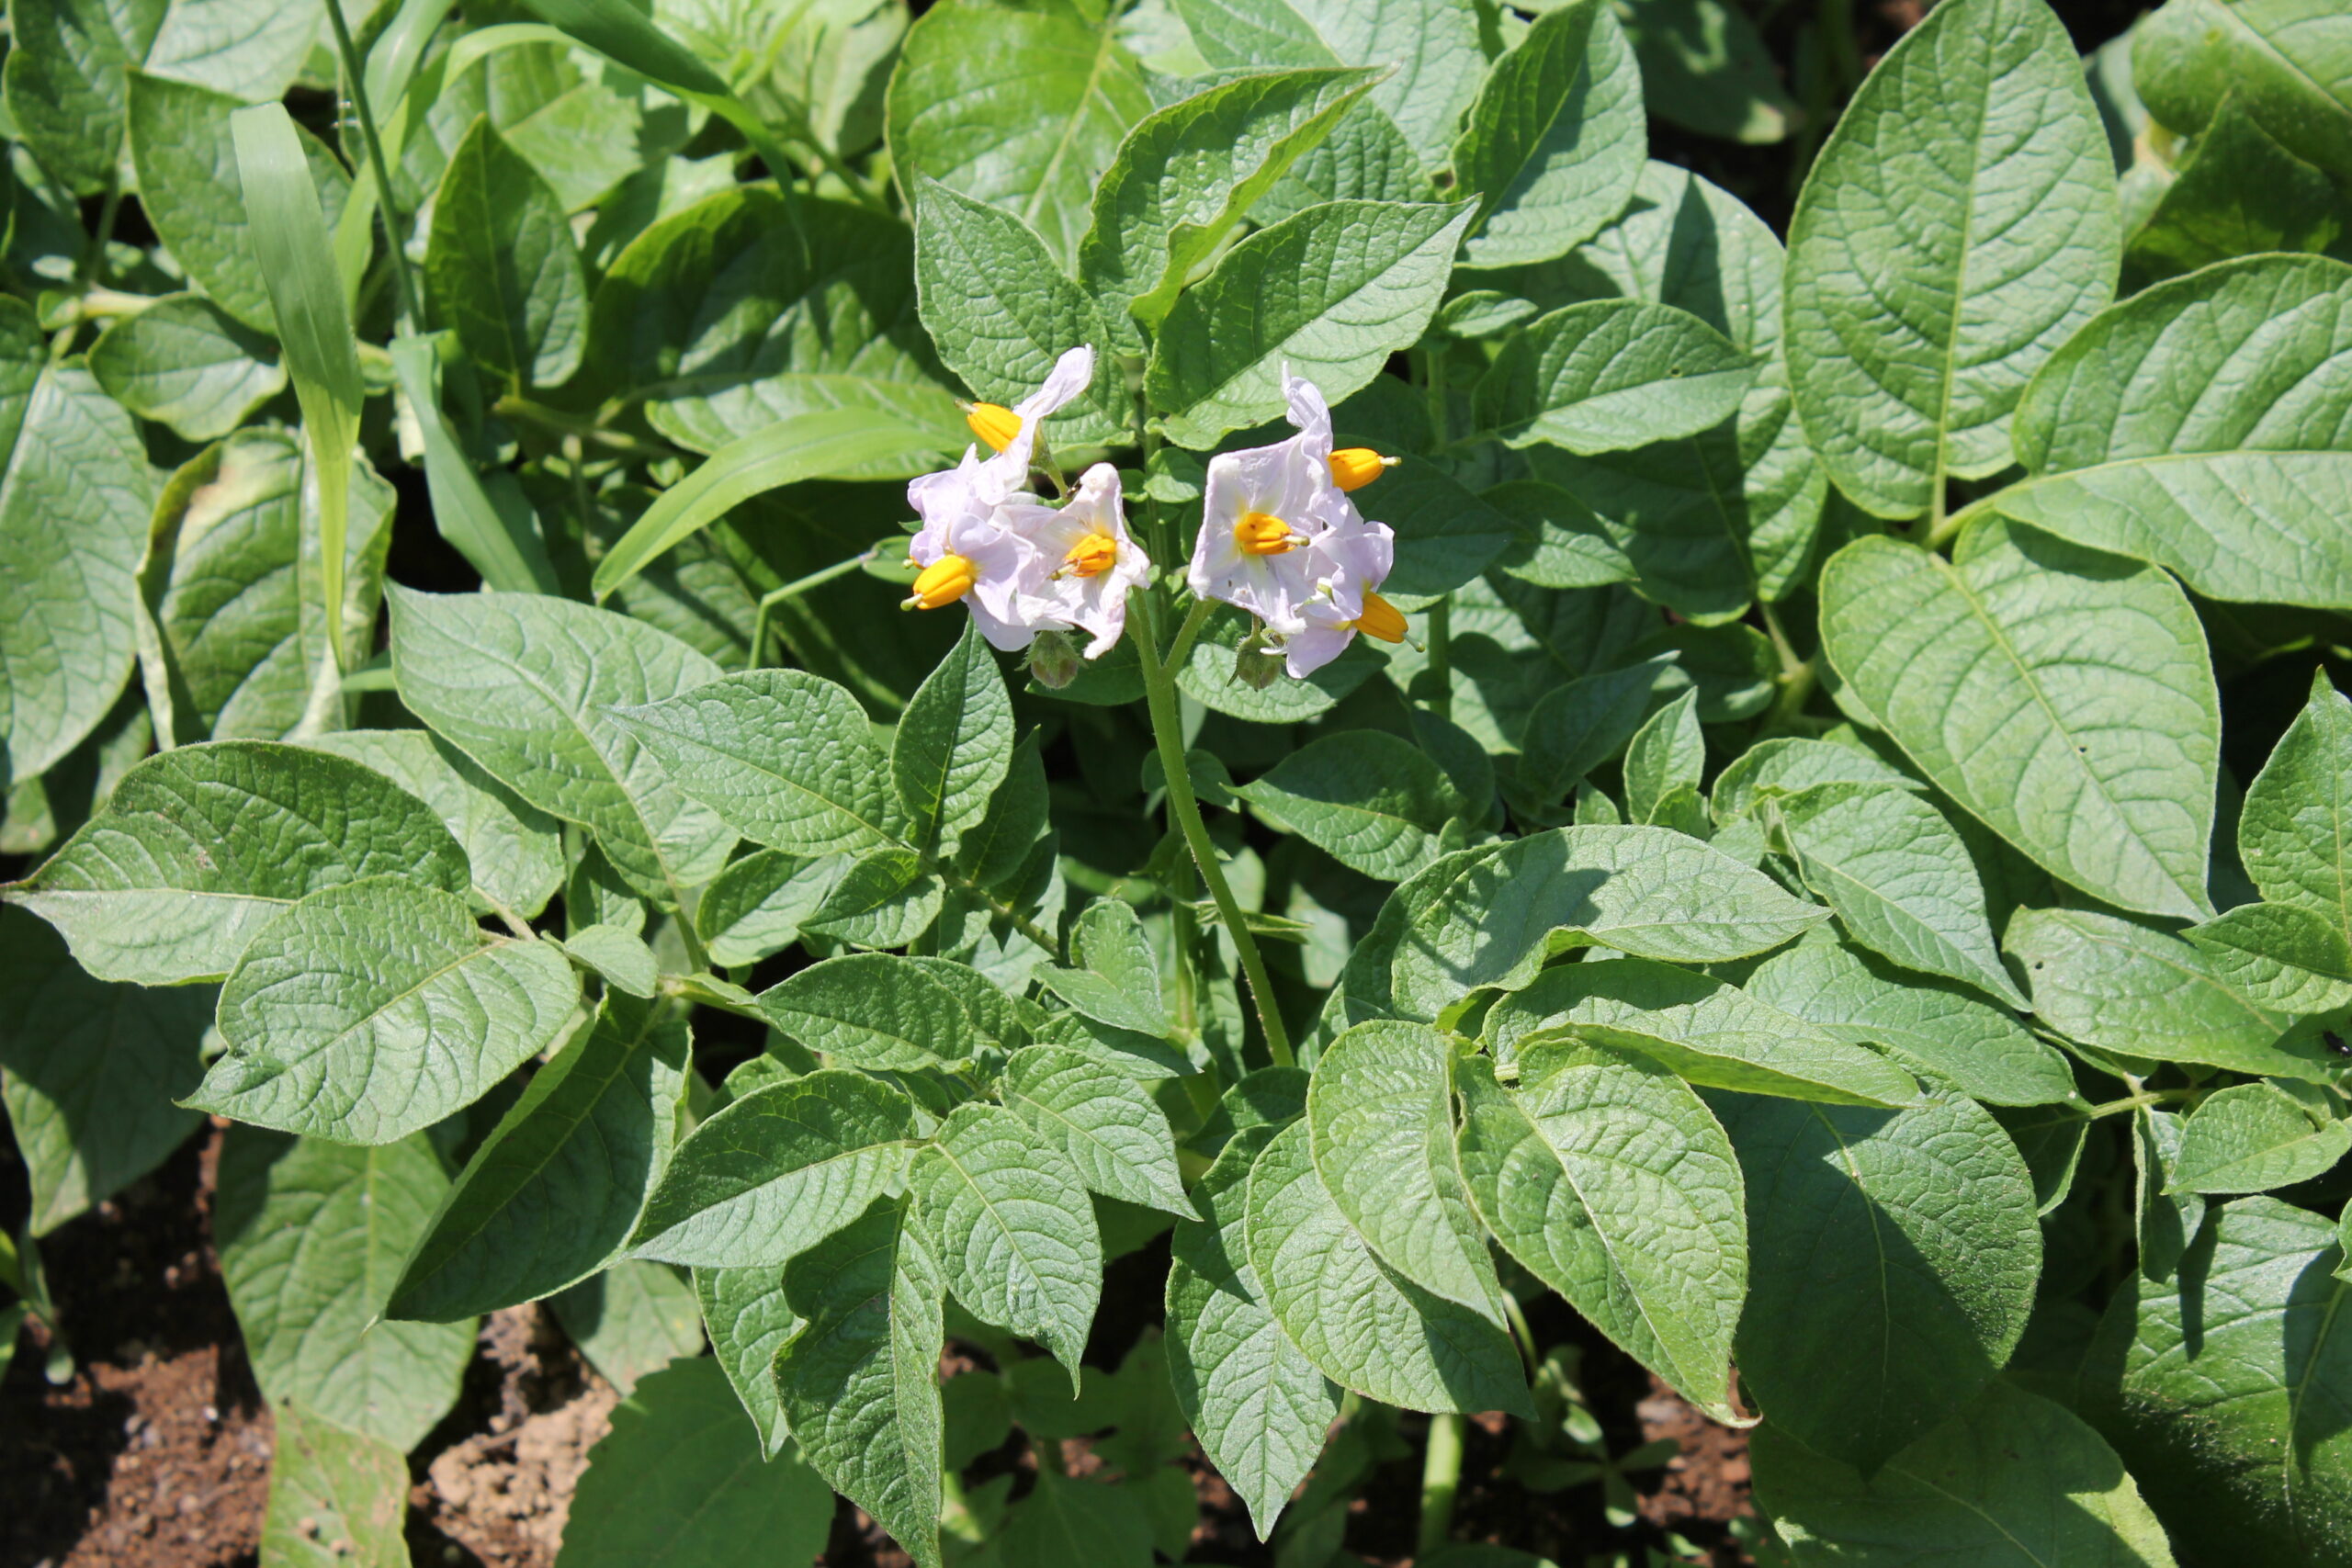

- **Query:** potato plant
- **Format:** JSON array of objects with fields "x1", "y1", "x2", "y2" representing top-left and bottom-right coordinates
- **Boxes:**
[{"x1": 3, "y1": 0, "x2": 2352, "y2": 1563}]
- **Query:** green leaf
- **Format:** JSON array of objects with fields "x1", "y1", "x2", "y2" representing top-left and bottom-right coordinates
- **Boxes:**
[
  {"x1": 908, "y1": 178, "x2": 1127, "y2": 448},
  {"x1": 1080, "y1": 67, "x2": 1380, "y2": 332},
  {"x1": 1242, "y1": 1119, "x2": 1530, "y2": 1415},
  {"x1": 772, "y1": 1196, "x2": 944, "y2": 1568},
  {"x1": 1487, "y1": 955, "x2": 1920, "y2": 1108},
  {"x1": 1236, "y1": 729, "x2": 1461, "y2": 882},
  {"x1": 2129, "y1": 0, "x2": 2352, "y2": 183},
  {"x1": 1781, "y1": 0, "x2": 2120, "y2": 517},
  {"x1": 1717, "y1": 1086, "x2": 2041, "y2": 1471},
  {"x1": 388, "y1": 993, "x2": 689, "y2": 1321},
  {"x1": 1170, "y1": 0, "x2": 1485, "y2": 170},
  {"x1": 2170, "y1": 1081, "x2": 2351, "y2": 1195},
  {"x1": 1451, "y1": 0, "x2": 1645, "y2": 267},
  {"x1": 1040, "y1": 899, "x2": 1172, "y2": 1038},
  {"x1": 8, "y1": 740, "x2": 469, "y2": 986},
  {"x1": 0, "y1": 905, "x2": 207, "y2": 1235},
  {"x1": 1000, "y1": 1465, "x2": 1156, "y2": 1567},
  {"x1": 388, "y1": 334, "x2": 564, "y2": 596},
  {"x1": 1349, "y1": 827, "x2": 1831, "y2": 1022},
  {"x1": 230, "y1": 103, "x2": 363, "y2": 679},
  {"x1": 1617, "y1": 0, "x2": 1798, "y2": 144},
  {"x1": 1177, "y1": 601, "x2": 1384, "y2": 723},
  {"x1": 1753, "y1": 1381, "x2": 2179, "y2": 1568},
  {"x1": 1455, "y1": 1046, "x2": 1745, "y2": 1421},
  {"x1": 797, "y1": 847, "x2": 943, "y2": 951},
  {"x1": 696, "y1": 851, "x2": 845, "y2": 968},
  {"x1": 2121, "y1": 93, "x2": 2345, "y2": 287},
  {"x1": 1147, "y1": 198, "x2": 1473, "y2": 449},
  {"x1": 910, "y1": 1102, "x2": 1102, "y2": 1377},
  {"x1": 1623, "y1": 687, "x2": 1702, "y2": 825},
  {"x1": 389, "y1": 587, "x2": 736, "y2": 907},
  {"x1": 188, "y1": 878, "x2": 583, "y2": 1145},
  {"x1": 306, "y1": 728, "x2": 566, "y2": 919},
  {"x1": 87, "y1": 294, "x2": 284, "y2": 442},
  {"x1": 424, "y1": 114, "x2": 588, "y2": 389},
  {"x1": 1988, "y1": 256, "x2": 2352, "y2": 608},
  {"x1": 630, "y1": 1070, "x2": 919, "y2": 1267},
  {"x1": 127, "y1": 73, "x2": 352, "y2": 338},
  {"x1": 0, "y1": 301, "x2": 156, "y2": 779},
  {"x1": 556, "y1": 1357, "x2": 833, "y2": 1568},
  {"x1": 756, "y1": 953, "x2": 979, "y2": 1070},
  {"x1": 1518, "y1": 654, "x2": 1691, "y2": 801},
  {"x1": 2082, "y1": 1196, "x2": 2352, "y2": 1566},
  {"x1": 510, "y1": 0, "x2": 730, "y2": 99},
  {"x1": 2243, "y1": 671, "x2": 2352, "y2": 948},
  {"x1": 1351, "y1": 448, "x2": 1521, "y2": 601},
  {"x1": 216, "y1": 1126, "x2": 473, "y2": 1450},
  {"x1": 560, "y1": 923, "x2": 660, "y2": 998},
  {"x1": 1306, "y1": 1021, "x2": 1503, "y2": 1321},
  {"x1": 887, "y1": 0, "x2": 1154, "y2": 266},
  {"x1": 894, "y1": 623, "x2": 1015, "y2": 860},
  {"x1": 552, "y1": 1258, "x2": 704, "y2": 1393},
  {"x1": 1470, "y1": 300, "x2": 1757, "y2": 454},
  {"x1": 589, "y1": 187, "x2": 966, "y2": 461},
  {"x1": 261, "y1": 1399, "x2": 413, "y2": 1568},
  {"x1": 1165, "y1": 1124, "x2": 1340, "y2": 1538},
  {"x1": 1818, "y1": 520, "x2": 2219, "y2": 921},
  {"x1": 610, "y1": 669, "x2": 899, "y2": 855},
  {"x1": 2186, "y1": 901, "x2": 2352, "y2": 1015},
  {"x1": 1711, "y1": 737, "x2": 1919, "y2": 823},
  {"x1": 695, "y1": 1263, "x2": 797, "y2": 1456},
  {"x1": 2006, "y1": 907, "x2": 2334, "y2": 1081},
  {"x1": 1745, "y1": 932, "x2": 2075, "y2": 1108},
  {"x1": 1004, "y1": 1044, "x2": 1194, "y2": 1218},
  {"x1": 2133, "y1": 1106, "x2": 2204, "y2": 1286},
  {"x1": 1768, "y1": 782, "x2": 2030, "y2": 1009}
]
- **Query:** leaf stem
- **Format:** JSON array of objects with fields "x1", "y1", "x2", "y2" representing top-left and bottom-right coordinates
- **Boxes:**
[
  {"x1": 1133, "y1": 596, "x2": 1295, "y2": 1069},
  {"x1": 747, "y1": 547, "x2": 881, "y2": 671},
  {"x1": 493, "y1": 395, "x2": 684, "y2": 460},
  {"x1": 1423, "y1": 597, "x2": 1453, "y2": 719},
  {"x1": 2085, "y1": 1089, "x2": 2188, "y2": 1120},
  {"x1": 323, "y1": 0, "x2": 422, "y2": 334},
  {"x1": 49, "y1": 169, "x2": 123, "y2": 364},
  {"x1": 1418, "y1": 1412, "x2": 1466, "y2": 1559}
]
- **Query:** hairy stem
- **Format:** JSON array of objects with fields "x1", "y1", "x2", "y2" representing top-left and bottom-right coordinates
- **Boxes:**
[{"x1": 1134, "y1": 597, "x2": 1295, "y2": 1069}]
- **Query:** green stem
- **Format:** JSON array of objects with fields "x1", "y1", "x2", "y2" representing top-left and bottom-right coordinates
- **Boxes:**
[
  {"x1": 2085, "y1": 1089, "x2": 2188, "y2": 1120},
  {"x1": 1502, "y1": 1292, "x2": 1542, "y2": 1382},
  {"x1": 323, "y1": 0, "x2": 422, "y2": 333},
  {"x1": 49, "y1": 170, "x2": 122, "y2": 363},
  {"x1": 748, "y1": 549, "x2": 878, "y2": 671},
  {"x1": 494, "y1": 395, "x2": 683, "y2": 460},
  {"x1": 1418, "y1": 1413, "x2": 1467, "y2": 1560},
  {"x1": 1424, "y1": 597, "x2": 1453, "y2": 719},
  {"x1": 1134, "y1": 597, "x2": 1295, "y2": 1069}
]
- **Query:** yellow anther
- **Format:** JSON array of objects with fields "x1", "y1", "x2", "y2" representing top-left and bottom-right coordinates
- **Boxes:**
[
  {"x1": 1235, "y1": 511, "x2": 1300, "y2": 557},
  {"x1": 966, "y1": 403, "x2": 1022, "y2": 453},
  {"x1": 1349, "y1": 591, "x2": 1408, "y2": 644},
  {"x1": 907, "y1": 553, "x2": 978, "y2": 611},
  {"x1": 1062, "y1": 534, "x2": 1117, "y2": 579},
  {"x1": 1329, "y1": 448, "x2": 1398, "y2": 491}
]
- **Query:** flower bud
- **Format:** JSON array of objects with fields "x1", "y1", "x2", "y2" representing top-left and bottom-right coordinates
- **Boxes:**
[{"x1": 1027, "y1": 628, "x2": 1082, "y2": 688}]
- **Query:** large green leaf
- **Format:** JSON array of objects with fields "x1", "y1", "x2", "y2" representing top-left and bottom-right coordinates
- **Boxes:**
[
  {"x1": 1170, "y1": 0, "x2": 1485, "y2": 170},
  {"x1": 188, "y1": 878, "x2": 582, "y2": 1145},
  {"x1": 553, "y1": 1258, "x2": 704, "y2": 1393},
  {"x1": 389, "y1": 587, "x2": 736, "y2": 907},
  {"x1": 2130, "y1": 0, "x2": 2352, "y2": 183},
  {"x1": 86, "y1": 294, "x2": 284, "y2": 441},
  {"x1": 2083, "y1": 1196, "x2": 2352, "y2": 1566},
  {"x1": 629, "y1": 1070, "x2": 918, "y2": 1267},
  {"x1": 1989, "y1": 255, "x2": 2352, "y2": 607},
  {"x1": 1745, "y1": 932, "x2": 2075, "y2": 1107},
  {"x1": 556, "y1": 1357, "x2": 833, "y2": 1568},
  {"x1": 0, "y1": 301, "x2": 155, "y2": 780},
  {"x1": 892, "y1": 623, "x2": 1015, "y2": 860},
  {"x1": 1165, "y1": 1124, "x2": 1340, "y2": 1538},
  {"x1": 1348, "y1": 827, "x2": 1830, "y2": 1021},
  {"x1": 1306, "y1": 1021, "x2": 1505, "y2": 1321},
  {"x1": 756, "y1": 953, "x2": 980, "y2": 1069},
  {"x1": 2169, "y1": 1080, "x2": 2351, "y2": 1195},
  {"x1": 1818, "y1": 520, "x2": 2219, "y2": 921},
  {"x1": 1486, "y1": 955, "x2": 1920, "y2": 1107},
  {"x1": 306, "y1": 728, "x2": 566, "y2": 919},
  {"x1": 1236, "y1": 729, "x2": 1463, "y2": 882},
  {"x1": 1470, "y1": 300, "x2": 1756, "y2": 454},
  {"x1": 1242, "y1": 1119, "x2": 1530, "y2": 1415},
  {"x1": 695, "y1": 1262, "x2": 797, "y2": 1457},
  {"x1": 1080, "y1": 66, "x2": 1378, "y2": 333},
  {"x1": 1718, "y1": 1087, "x2": 2041, "y2": 1472},
  {"x1": 1148, "y1": 198, "x2": 1472, "y2": 448},
  {"x1": 1039, "y1": 898, "x2": 1171, "y2": 1038},
  {"x1": 260, "y1": 1399, "x2": 413, "y2": 1568},
  {"x1": 215, "y1": 1125, "x2": 474, "y2": 1450},
  {"x1": 1754, "y1": 1381, "x2": 2179, "y2": 1568},
  {"x1": 1003, "y1": 1044, "x2": 1194, "y2": 1218},
  {"x1": 0, "y1": 906, "x2": 207, "y2": 1235},
  {"x1": 1455, "y1": 1046, "x2": 1745, "y2": 1422},
  {"x1": 388, "y1": 994, "x2": 689, "y2": 1321},
  {"x1": 1617, "y1": 0, "x2": 1797, "y2": 144},
  {"x1": 2242, "y1": 670, "x2": 2352, "y2": 950},
  {"x1": 773, "y1": 1196, "x2": 944, "y2": 1568},
  {"x1": 1450, "y1": 0, "x2": 1645, "y2": 267},
  {"x1": 589, "y1": 186, "x2": 965, "y2": 457},
  {"x1": 2006, "y1": 906, "x2": 2334, "y2": 1080},
  {"x1": 2186, "y1": 900, "x2": 2352, "y2": 1015},
  {"x1": 910, "y1": 1102, "x2": 1102, "y2": 1376},
  {"x1": 425, "y1": 114, "x2": 589, "y2": 389},
  {"x1": 8, "y1": 741, "x2": 469, "y2": 986},
  {"x1": 1768, "y1": 782, "x2": 2030, "y2": 1009},
  {"x1": 1781, "y1": 0, "x2": 2120, "y2": 516},
  {"x1": 886, "y1": 0, "x2": 1153, "y2": 266}
]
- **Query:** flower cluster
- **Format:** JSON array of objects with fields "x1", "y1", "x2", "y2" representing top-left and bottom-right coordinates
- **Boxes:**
[{"x1": 905, "y1": 349, "x2": 1404, "y2": 676}]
